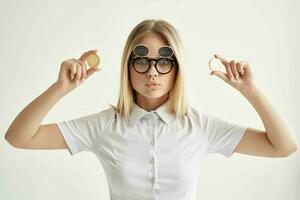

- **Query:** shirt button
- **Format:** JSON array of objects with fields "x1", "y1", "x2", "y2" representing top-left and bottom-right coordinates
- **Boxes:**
[
  {"x1": 151, "y1": 177, "x2": 155, "y2": 182},
  {"x1": 150, "y1": 157, "x2": 154, "y2": 163}
]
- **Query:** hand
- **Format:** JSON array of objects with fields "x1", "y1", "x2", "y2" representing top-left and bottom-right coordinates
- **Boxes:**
[
  {"x1": 55, "y1": 49, "x2": 101, "y2": 94},
  {"x1": 210, "y1": 54, "x2": 257, "y2": 92}
]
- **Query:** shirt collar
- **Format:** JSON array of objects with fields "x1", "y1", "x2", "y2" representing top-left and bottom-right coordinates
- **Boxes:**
[{"x1": 129, "y1": 101, "x2": 175, "y2": 127}]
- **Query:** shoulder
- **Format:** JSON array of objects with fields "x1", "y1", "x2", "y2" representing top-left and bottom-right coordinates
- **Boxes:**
[
  {"x1": 96, "y1": 105, "x2": 117, "y2": 122},
  {"x1": 187, "y1": 106, "x2": 209, "y2": 121},
  {"x1": 188, "y1": 106, "x2": 230, "y2": 125},
  {"x1": 78, "y1": 105, "x2": 116, "y2": 128},
  {"x1": 186, "y1": 106, "x2": 210, "y2": 130},
  {"x1": 186, "y1": 106, "x2": 230, "y2": 130}
]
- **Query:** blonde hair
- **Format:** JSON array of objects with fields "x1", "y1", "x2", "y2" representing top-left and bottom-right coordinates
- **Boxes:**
[{"x1": 109, "y1": 19, "x2": 188, "y2": 124}]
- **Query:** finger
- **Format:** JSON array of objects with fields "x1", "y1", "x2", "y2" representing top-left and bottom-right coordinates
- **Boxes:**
[
  {"x1": 71, "y1": 58, "x2": 85, "y2": 81},
  {"x1": 78, "y1": 49, "x2": 98, "y2": 63},
  {"x1": 67, "y1": 60, "x2": 79, "y2": 80},
  {"x1": 236, "y1": 62, "x2": 244, "y2": 75},
  {"x1": 86, "y1": 66, "x2": 101, "y2": 79},
  {"x1": 71, "y1": 58, "x2": 84, "y2": 67},
  {"x1": 214, "y1": 54, "x2": 229, "y2": 65},
  {"x1": 81, "y1": 63, "x2": 87, "y2": 82},
  {"x1": 214, "y1": 54, "x2": 234, "y2": 81},
  {"x1": 75, "y1": 65, "x2": 82, "y2": 85},
  {"x1": 230, "y1": 60, "x2": 239, "y2": 80},
  {"x1": 211, "y1": 70, "x2": 229, "y2": 82},
  {"x1": 73, "y1": 59, "x2": 87, "y2": 82},
  {"x1": 224, "y1": 61, "x2": 235, "y2": 81},
  {"x1": 240, "y1": 61, "x2": 249, "y2": 74},
  {"x1": 70, "y1": 63, "x2": 77, "y2": 80}
]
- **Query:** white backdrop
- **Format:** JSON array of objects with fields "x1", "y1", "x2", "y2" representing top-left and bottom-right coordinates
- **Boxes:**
[{"x1": 1, "y1": 0, "x2": 299, "y2": 199}]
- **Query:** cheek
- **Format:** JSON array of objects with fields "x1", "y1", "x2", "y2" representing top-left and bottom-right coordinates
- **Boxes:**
[
  {"x1": 130, "y1": 68, "x2": 144, "y2": 89},
  {"x1": 164, "y1": 69, "x2": 177, "y2": 87}
]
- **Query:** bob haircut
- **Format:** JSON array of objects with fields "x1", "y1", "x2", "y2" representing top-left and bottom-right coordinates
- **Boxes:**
[{"x1": 109, "y1": 19, "x2": 188, "y2": 125}]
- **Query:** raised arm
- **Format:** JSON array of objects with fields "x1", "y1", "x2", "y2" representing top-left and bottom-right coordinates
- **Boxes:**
[
  {"x1": 5, "y1": 82, "x2": 66, "y2": 148},
  {"x1": 210, "y1": 54, "x2": 298, "y2": 157},
  {"x1": 4, "y1": 49, "x2": 100, "y2": 149}
]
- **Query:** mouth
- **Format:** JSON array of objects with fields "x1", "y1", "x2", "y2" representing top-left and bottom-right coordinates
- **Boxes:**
[{"x1": 145, "y1": 84, "x2": 161, "y2": 88}]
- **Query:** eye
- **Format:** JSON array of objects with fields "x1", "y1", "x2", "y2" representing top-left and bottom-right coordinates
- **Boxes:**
[
  {"x1": 136, "y1": 57, "x2": 148, "y2": 64},
  {"x1": 157, "y1": 58, "x2": 171, "y2": 66}
]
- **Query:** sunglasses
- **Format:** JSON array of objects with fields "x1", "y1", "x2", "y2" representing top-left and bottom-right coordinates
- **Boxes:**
[{"x1": 128, "y1": 44, "x2": 177, "y2": 74}]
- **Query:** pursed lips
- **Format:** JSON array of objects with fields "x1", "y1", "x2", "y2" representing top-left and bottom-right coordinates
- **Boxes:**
[
  {"x1": 145, "y1": 83, "x2": 161, "y2": 87},
  {"x1": 146, "y1": 83, "x2": 160, "y2": 86}
]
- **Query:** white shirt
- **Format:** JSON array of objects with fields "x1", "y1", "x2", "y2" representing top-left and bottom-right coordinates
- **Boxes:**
[{"x1": 56, "y1": 101, "x2": 247, "y2": 200}]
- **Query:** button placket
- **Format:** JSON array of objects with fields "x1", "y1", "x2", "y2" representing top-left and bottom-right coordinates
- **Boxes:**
[
  {"x1": 149, "y1": 139, "x2": 157, "y2": 182},
  {"x1": 148, "y1": 113, "x2": 160, "y2": 197}
]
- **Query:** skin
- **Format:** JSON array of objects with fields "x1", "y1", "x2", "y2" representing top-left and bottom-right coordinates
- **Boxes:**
[
  {"x1": 210, "y1": 55, "x2": 298, "y2": 156},
  {"x1": 5, "y1": 33, "x2": 297, "y2": 158},
  {"x1": 129, "y1": 32, "x2": 177, "y2": 112},
  {"x1": 129, "y1": 33, "x2": 298, "y2": 157},
  {"x1": 4, "y1": 49, "x2": 100, "y2": 147}
]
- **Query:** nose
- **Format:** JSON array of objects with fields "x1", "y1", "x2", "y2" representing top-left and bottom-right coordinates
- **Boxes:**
[{"x1": 147, "y1": 60, "x2": 159, "y2": 78}]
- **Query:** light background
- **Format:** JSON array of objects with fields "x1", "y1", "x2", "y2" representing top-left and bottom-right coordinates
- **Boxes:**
[{"x1": 0, "y1": 0, "x2": 299, "y2": 199}]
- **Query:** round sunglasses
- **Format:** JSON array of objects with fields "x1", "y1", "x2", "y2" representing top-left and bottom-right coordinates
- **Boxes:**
[{"x1": 128, "y1": 44, "x2": 177, "y2": 74}]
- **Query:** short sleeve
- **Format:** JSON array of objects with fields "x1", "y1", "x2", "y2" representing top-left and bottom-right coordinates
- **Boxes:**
[
  {"x1": 199, "y1": 112, "x2": 247, "y2": 158},
  {"x1": 56, "y1": 107, "x2": 115, "y2": 156}
]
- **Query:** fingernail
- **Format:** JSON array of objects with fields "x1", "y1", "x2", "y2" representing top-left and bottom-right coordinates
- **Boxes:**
[
  {"x1": 76, "y1": 80, "x2": 79, "y2": 86},
  {"x1": 235, "y1": 75, "x2": 239, "y2": 80},
  {"x1": 96, "y1": 67, "x2": 101, "y2": 71}
]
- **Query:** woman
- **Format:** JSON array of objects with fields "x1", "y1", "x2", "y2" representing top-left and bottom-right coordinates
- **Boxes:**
[{"x1": 5, "y1": 19, "x2": 298, "y2": 200}]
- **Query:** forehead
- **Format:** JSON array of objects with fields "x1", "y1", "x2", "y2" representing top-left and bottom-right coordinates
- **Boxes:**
[
  {"x1": 137, "y1": 32, "x2": 168, "y2": 46},
  {"x1": 135, "y1": 33, "x2": 169, "y2": 57}
]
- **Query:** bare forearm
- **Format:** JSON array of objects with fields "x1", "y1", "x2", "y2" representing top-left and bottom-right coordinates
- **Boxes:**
[
  {"x1": 5, "y1": 82, "x2": 66, "y2": 145},
  {"x1": 240, "y1": 84, "x2": 298, "y2": 153}
]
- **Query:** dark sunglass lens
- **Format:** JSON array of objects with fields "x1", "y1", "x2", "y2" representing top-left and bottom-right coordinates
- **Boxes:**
[
  {"x1": 133, "y1": 44, "x2": 149, "y2": 57},
  {"x1": 158, "y1": 46, "x2": 173, "y2": 57}
]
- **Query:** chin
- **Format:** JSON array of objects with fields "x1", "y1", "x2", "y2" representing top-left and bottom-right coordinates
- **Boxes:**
[
  {"x1": 141, "y1": 89, "x2": 169, "y2": 99},
  {"x1": 142, "y1": 92, "x2": 164, "y2": 99},
  {"x1": 133, "y1": 86, "x2": 170, "y2": 100}
]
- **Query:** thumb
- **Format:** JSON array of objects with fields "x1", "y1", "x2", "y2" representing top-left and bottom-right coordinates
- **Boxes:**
[
  {"x1": 86, "y1": 66, "x2": 101, "y2": 79},
  {"x1": 210, "y1": 70, "x2": 229, "y2": 82}
]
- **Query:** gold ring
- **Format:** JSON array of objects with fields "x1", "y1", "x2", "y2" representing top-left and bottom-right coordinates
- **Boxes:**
[{"x1": 208, "y1": 56, "x2": 222, "y2": 71}]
